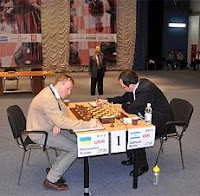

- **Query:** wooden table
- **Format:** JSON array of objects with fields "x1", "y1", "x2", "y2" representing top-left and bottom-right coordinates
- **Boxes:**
[
  {"x1": 68, "y1": 102, "x2": 155, "y2": 195},
  {"x1": 0, "y1": 70, "x2": 55, "y2": 95}
]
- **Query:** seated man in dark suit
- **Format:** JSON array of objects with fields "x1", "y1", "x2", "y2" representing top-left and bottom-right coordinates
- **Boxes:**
[{"x1": 96, "y1": 70, "x2": 174, "y2": 177}]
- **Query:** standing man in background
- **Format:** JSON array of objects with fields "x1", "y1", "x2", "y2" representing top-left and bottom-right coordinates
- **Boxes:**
[
  {"x1": 89, "y1": 45, "x2": 106, "y2": 96},
  {"x1": 192, "y1": 51, "x2": 200, "y2": 70}
]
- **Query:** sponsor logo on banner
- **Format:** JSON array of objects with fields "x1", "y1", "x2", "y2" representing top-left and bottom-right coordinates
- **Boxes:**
[
  {"x1": 11, "y1": 34, "x2": 27, "y2": 42},
  {"x1": 70, "y1": 34, "x2": 117, "y2": 42},
  {"x1": 0, "y1": 34, "x2": 42, "y2": 43},
  {"x1": 0, "y1": 36, "x2": 8, "y2": 42},
  {"x1": 31, "y1": 34, "x2": 37, "y2": 42}
]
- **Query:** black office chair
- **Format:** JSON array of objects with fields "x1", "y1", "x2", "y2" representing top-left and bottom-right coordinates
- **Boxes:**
[
  {"x1": 3, "y1": 67, "x2": 19, "y2": 91},
  {"x1": 7, "y1": 105, "x2": 52, "y2": 185},
  {"x1": 155, "y1": 98, "x2": 194, "y2": 169}
]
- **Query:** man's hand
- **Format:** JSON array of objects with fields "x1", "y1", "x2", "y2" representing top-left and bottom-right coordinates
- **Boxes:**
[
  {"x1": 52, "y1": 125, "x2": 61, "y2": 136},
  {"x1": 96, "y1": 98, "x2": 108, "y2": 106},
  {"x1": 114, "y1": 103, "x2": 122, "y2": 108}
]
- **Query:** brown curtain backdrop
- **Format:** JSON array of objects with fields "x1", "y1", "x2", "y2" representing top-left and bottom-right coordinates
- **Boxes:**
[
  {"x1": 116, "y1": 0, "x2": 136, "y2": 70},
  {"x1": 41, "y1": 0, "x2": 136, "y2": 71},
  {"x1": 41, "y1": 0, "x2": 70, "y2": 72}
]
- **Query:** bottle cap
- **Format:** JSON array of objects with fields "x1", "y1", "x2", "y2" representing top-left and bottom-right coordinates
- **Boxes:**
[
  {"x1": 153, "y1": 165, "x2": 160, "y2": 173},
  {"x1": 147, "y1": 103, "x2": 151, "y2": 107}
]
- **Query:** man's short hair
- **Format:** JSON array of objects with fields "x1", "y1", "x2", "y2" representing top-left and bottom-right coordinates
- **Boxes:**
[
  {"x1": 54, "y1": 74, "x2": 75, "y2": 85},
  {"x1": 118, "y1": 70, "x2": 139, "y2": 86}
]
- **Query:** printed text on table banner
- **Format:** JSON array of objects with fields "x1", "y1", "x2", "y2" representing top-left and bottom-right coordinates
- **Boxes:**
[
  {"x1": 110, "y1": 130, "x2": 126, "y2": 153},
  {"x1": 127, "y1": 126, "x2": 156, "y2": 150},
  {"x1": 77, "y1": 132, "x2": 109, "y2": 157}
]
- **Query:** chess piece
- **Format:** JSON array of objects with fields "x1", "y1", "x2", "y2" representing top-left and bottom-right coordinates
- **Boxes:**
[{"x1": 110, "y1": 118, "x2": 115, "y2": 127}]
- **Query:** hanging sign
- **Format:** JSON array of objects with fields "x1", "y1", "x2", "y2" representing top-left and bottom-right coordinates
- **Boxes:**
[
  {"x1": 77, "y1": 131, "x2": 109, "y2": 157},
  {"x1": 127, "y1": 126, "x2": 156, "y2": 150},
  {"x1": 110, "y1": 130, "x2": 126, "y2": 153}
]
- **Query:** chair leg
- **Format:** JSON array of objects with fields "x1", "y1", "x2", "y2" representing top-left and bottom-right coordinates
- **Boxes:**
[
  {"x1": 155, "y1": 138, "x2": 165, "y2": 166},
  {"x1": 55, "y1": 149, "x2": 58, "y2": 157},
  {"x1": 45, "y1": 150, "x2": 52, "y2": 168},
  {"x1": 18, "y1": 151, "x2": 26, "y2": 185},
  {"x1": 42, "y1": 77, "x2": 45, "y2": 87},
  {"x1": 30, "y1": 78, "x2": 33, "y2": 90},
  {"x1": 27, "y1": 149, "x2": 32, "y2": 165},
  {"x1": 179, "y1": 139, "x2": 185, "y2": 169},
  {"x1": 160, "y1": 138, "x2": 164, "y2": 153},
  {"x1": 3, "y1": 79, "x2": 6, "y2": 91},
  {"x1": 16, "y1": 78, "x2": 19, "y2": 90}
]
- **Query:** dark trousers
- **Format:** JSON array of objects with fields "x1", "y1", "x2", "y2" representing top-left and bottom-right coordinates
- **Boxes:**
[
  {"x1": 192, "y1": 59, "x2": 200, "y2": 70},
  {"x1": 90, "y1": 72, "x2": 104, "y2": 96},
  {"x1": 127, "y1": 148, "x2": 148, "y2": 167}
]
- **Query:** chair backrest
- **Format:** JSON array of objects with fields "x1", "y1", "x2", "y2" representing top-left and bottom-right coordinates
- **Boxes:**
[
  {"x1": 4, "y1": 67, "x2": 17, "y2": 72},
  {"x1": 7, "y1": 105, "x2": 26, "y2": 139},
  {"x1": 31, "y1": 67, "x2": 43, "y2": 71},
  {"x1": 170, "y1": 98, "x2": 194, "y2": 128},
  {"x1": 4, "y1": 67, "x2": 18, "y2": 80}
]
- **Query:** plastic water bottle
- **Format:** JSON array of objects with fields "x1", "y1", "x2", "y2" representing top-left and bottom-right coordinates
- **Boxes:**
[
  {"x1": 144, "y1": 103, "x2": 152, "y2": 124},
  {"x1": 153, "y1": 165, "x2": 160, "y2": 185}
]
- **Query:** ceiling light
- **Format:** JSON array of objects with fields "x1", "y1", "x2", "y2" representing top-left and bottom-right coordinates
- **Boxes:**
[{"x1": 168, "y1": 23, "x2": 186, "y2": 28}]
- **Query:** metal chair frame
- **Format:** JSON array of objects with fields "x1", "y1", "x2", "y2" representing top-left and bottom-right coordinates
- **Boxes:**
[
  {"x1": 3, "y1": 67, "x2": 19, "y2": 91},
  {"x1": 155, "y1": 98, "x2": 194, "y2": 169},
  {"x1": 7, "y1": 105, "x2": 53, "y2": 185}
]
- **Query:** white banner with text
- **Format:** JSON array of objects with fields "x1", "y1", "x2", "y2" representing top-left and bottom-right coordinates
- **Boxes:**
[
  {"x1": 127, "y1": 126, "x2": 156, "y2": 150},
  {"x1": 77, "y1": 132, "x2": 109, "y2": 157}
]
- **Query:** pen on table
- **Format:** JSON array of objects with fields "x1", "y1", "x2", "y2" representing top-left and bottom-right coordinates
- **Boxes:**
[{"x1": 88, "y1": 102, "x2": 94, "y2": 108}]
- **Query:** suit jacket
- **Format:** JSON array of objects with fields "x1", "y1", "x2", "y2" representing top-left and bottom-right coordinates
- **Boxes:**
[
  {"x1": 89, "y1": 53, "x2": 106, "y2": 78},
  {"x1": 27, "y1": 86, "x2": 93, "y2": 139},
  {"x1": 108, "y1": 78, "x2": 174, "y2": 137}
]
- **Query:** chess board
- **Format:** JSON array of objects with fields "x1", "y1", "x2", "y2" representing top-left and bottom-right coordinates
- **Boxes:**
[{"x1": 70, "y1": 104, "x2": 127, "y2": 123}]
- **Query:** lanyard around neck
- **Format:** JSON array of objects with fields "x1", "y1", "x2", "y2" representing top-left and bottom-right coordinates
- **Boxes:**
[{"x1": 48, "y1": 85, "x2": 62, "y2": 111}]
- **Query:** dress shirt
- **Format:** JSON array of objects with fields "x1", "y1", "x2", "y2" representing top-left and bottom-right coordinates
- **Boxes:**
[
  {"x1": 132, "y1": 81, "x2": 139, "y2": 101},
  {"x1": 49, "y1": 84, "x2": 60, "y2": 99}
]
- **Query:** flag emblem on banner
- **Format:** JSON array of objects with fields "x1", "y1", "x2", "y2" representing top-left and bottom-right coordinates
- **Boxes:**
[
  {"x1": 130, "y1": 131, "x2": 141, "y2": 139},
  {"x1": 79, "y1": 137, "x2": 91, "y2": 145}
]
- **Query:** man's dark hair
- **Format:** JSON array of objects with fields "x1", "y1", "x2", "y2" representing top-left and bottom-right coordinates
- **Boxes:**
[{"x1": 118, "y1": 70, "x2": 139, "y2": 86}]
